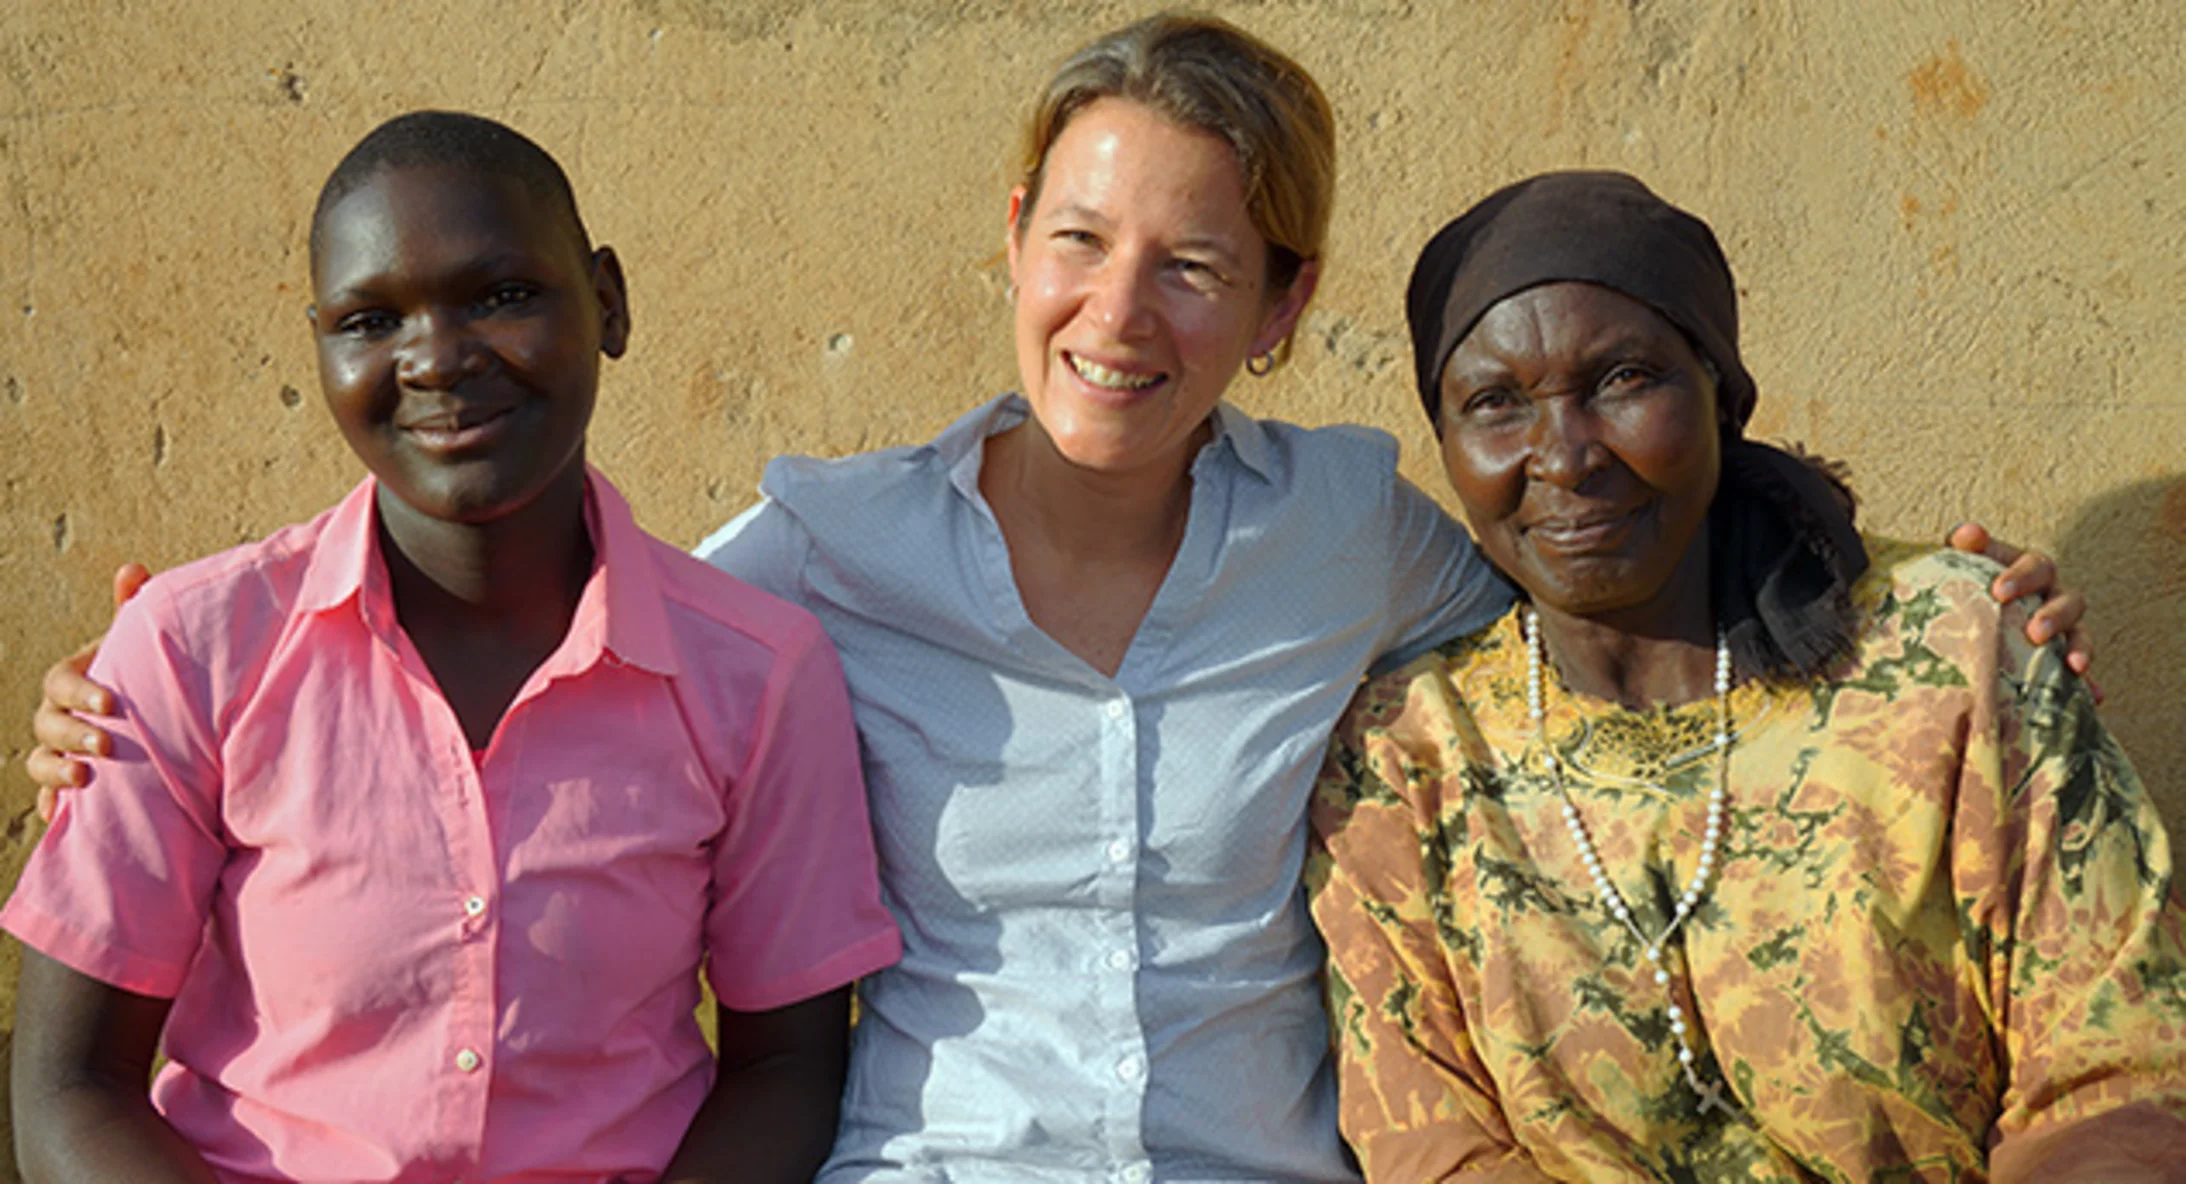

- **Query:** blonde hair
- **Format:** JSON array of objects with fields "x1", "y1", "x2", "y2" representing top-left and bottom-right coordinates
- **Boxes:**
[{"x1": 1016, "y1": 13, "x2": 1335, "y2": 366}]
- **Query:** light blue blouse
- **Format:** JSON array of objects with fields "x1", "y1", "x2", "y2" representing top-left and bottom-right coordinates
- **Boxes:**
[{"x1": 695, "y1": 395, "x2": 1510, "y2": 1182}]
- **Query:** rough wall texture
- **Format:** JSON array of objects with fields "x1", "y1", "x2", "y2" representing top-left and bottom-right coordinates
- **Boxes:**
[{"x1": 1, "y1": 0, "x2": 2180, "y2": 1167}]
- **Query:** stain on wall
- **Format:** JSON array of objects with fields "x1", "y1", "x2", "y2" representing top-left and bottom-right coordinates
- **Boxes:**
[
  {"x1": 2, "y1": 0, "x2": 2181, "y2": 1168},
  {"x1": 1908, "y1": 40, "x2": 1990, "y2": 123}
]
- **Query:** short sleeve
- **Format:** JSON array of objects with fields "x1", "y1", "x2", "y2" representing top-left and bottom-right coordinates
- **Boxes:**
[
  {"x1": 1373, "y1": 475, "x2": 1513, "y2": 674},
  {"x1": 1961, "y1": 600, "x2": 2186, "y2": 1136},
  {"x1": 702, "y1": 623, "x2": 900, "y2": 1012},
  {"x1": 0, "y1": 587, "x2": 228, "y2": 998},
  {"x1": 691, "y1": 497, "x2": 809, "y2": 605},
  {"x1": 1307, "y1": 672, "x2": 1542, "y2": 1179}
]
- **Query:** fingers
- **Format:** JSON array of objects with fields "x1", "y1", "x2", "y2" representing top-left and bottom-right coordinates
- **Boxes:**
[
  {"x1": 35, "y1": 649, "x2": 115, "y2": 769},
  {"x1": 28, "y1": 661, "x2": 110, "y2": 818},
  {"x1": 2024, "y1": 587, "x2": 2084, "y2": 641},
  {"x1": 33, "y1": 692, "x2": 109, "y2": 758},
  {"x1": 22, "y1": 571, "x2": 143, "y2": 826},
  {"x1": 1992, "y1": 551, "x2": 2060, "y2": 608},
  {"x1": 1955, "y1": 533, "x2": 2102, "y2": 697},
  {"x1": 28, "y1": 651, "x2": 116, "y2": 813},
  {"x1": 1946, "y1": 522, "x2": 2007, "y2": 562},
  {"x1": 112, "y1": 562, "x2": 151, "y2": 609},
  {"x1": 26, "y1": 745, "x2": 86, "y2": 820},
  {"x1": 2013, "y1": 559, "x2": 2092, "y2": 671},
  {"x1": 2016, "y1": 589, "x2": 2104, "y2": 702},
  {"x1": 27, "y1": 744, "x2": 85, "y2": 787},
  {"x1": 42, "y1": 649, "x2": 114, "y2": 717},
  {"x1": 1949, "y1": 521, "x2": 2040, "y2": 575}
]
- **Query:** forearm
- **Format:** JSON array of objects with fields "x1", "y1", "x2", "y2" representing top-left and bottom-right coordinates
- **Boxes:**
[
  {"x1": 14, "y1": 1078, "x2": 218, "y2": 1184},
  {"x1": 1989, "y1": 1102, "x2": 2186, "y2": 1184},
  {"x1": 658, "y1": 1049, "x2": 844, "y2": 1183},
  {"x1": 13, "y1": 950, "x2": 214, "y2": 1183}
]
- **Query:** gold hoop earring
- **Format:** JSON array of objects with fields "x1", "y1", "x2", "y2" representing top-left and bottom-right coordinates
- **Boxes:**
[{"x1": 1246, "y1": 351, "x2": 1276, "y2": 377}]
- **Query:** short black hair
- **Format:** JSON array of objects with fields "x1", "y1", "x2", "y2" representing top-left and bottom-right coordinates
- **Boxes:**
[{"x1": 309, "y1": 110, "x2": 591, "y2": 265}]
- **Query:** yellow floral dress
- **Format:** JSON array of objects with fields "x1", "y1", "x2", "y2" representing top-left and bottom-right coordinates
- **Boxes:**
[{"x1": 1308, "y1": 541, "x2": 2186, "y2": 1181}]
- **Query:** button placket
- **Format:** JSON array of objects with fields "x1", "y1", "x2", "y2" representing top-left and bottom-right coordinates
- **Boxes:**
[
  {"x1": 1094, "y1": 690, "x2": 1141, "y2": 907},
  {"x1": 1091, "y1": 680, "x2": 1152, "y2": 1165},
  {"x1": 441, "y1": 724, "x2": 499, "y2": 1144}
]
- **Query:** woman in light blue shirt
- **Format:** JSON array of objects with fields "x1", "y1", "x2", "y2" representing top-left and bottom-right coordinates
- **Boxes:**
[
  {"x1": 702, "y1": 398, "x2": 1499, "y2": 1180},
  {"x1": 27, "y1": 12, "x2": 2088, "y2": 1182},
  {"x1": 690, "y1": 20, "x2": 1513, "y2": 1178}
]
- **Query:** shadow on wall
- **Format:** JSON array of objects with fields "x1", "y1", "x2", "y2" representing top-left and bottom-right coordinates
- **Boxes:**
[{"x1": 2053, "y1": 474, "x2": 2186, "y2": 869}]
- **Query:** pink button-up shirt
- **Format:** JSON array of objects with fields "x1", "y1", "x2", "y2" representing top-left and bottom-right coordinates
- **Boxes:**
[{"x1": 3, "y1": 471, "x2": 901, "y2": 1183}]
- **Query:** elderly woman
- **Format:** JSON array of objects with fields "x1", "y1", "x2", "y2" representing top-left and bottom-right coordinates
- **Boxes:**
[
  {"x1": 25, "y1": 23, "x2": 2100, "y2": 1184},
  {"x1": 1309, "y1": 171, "x2": 2186, "y2": 1182}
]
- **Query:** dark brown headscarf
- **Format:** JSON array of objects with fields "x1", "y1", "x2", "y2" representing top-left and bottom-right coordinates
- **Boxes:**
[{"x1": 1405, "y1": 170, "x2": 1869, "y2": 681}]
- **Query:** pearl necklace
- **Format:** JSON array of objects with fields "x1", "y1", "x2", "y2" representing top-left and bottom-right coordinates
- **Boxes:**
[{"x1": 1525, "y1": 610, "x2": 1738, "y2": 1117}]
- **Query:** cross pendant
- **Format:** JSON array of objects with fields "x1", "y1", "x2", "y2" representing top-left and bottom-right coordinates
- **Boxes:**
[{"x1": 1693, "y1": 1079, "x2": 1733, "y2": 1116}]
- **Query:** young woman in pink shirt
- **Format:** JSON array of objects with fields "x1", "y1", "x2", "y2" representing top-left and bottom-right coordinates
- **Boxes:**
[{"x1": 3, "y1": 112, "x2": 899, "y2": 1183}]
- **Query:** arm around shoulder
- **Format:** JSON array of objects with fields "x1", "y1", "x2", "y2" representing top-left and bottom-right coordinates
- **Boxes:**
[{"x1": 27, "y1": 563, "x2": 155, "y2": 813}]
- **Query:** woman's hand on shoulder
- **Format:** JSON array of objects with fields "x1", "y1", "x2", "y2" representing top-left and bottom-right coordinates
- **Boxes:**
[
  {"x1": 27, "y1": 563, "x2": 150, "y2": 821},
  {"x1": 1946, "y1": 523, "x2": 2100, "y2": 702}
]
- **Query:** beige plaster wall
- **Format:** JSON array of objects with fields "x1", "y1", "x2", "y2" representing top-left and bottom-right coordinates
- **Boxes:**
[{"x1": 1, "y1": 0, "x2": 2180, "y2": 1167}]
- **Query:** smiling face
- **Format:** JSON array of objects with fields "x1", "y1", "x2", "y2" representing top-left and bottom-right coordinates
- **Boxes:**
[
  {"x1": 1005, "y1": 98, "x2": 1314, "y2": 477},
  {"x1": 1439, "y1": 282, "x2": 1722, "y2": 626},
  {"x1": 309, "y1": 164, "x2": 627, "y2": 526}
]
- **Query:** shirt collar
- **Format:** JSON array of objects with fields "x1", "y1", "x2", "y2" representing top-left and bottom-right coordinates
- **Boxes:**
[
  {"x1": 293, "y1": 477, "x2": 382, "y2": 618},
  {"x1": 935, "y1": 393, "x2": 1276, "y2": 500},
  {"x1": 1207, "y1": 400, "x2": 1274, "y2": 481},
  {"x1": 291, "y1": 467, "x2": 679, "y2": 677},
  {"x1": 579, "y1": 467, "x2": 680, "y2": 677}
]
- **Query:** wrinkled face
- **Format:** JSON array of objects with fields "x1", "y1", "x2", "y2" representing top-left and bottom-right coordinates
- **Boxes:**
[
  {"x1": 310, "y1": 165, "x2": 627, "y2": 525},
  {"x1": 1006, "y1": 98, "x2": 1312, "y2": 476},
  {"x1": 1439, "y1": 282, "x2": 1721, "y2": 621}
]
